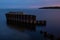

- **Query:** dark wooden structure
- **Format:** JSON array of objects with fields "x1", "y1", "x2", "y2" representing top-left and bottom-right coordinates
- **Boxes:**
[
  {"x1": 6, "y1": 12, "x2": 46, "y2": 26},
  {"x1": 36, "y1": 20, "x2": 46, "y2": 26},
  {"x1": 6, "y1": 12, "x2": 36, "y2": 25}
]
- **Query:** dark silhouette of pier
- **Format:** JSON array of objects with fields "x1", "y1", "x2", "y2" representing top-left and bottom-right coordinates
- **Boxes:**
[{"x1": 6, "y1": 12, "x2": 46, "y2": 26}]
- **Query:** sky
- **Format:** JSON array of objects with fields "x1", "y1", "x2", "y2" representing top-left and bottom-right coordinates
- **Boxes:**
[{"x1": 0, "y1": 0, "x2": 60, "y2": 8}]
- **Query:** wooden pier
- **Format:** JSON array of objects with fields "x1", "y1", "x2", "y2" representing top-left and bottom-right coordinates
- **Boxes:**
[
  {"x1": 36, "y1": 20, "x2": 46, "y2": 26},
  {"x1": 6, "y1": 12, "x2": 46, "y2": 26}
]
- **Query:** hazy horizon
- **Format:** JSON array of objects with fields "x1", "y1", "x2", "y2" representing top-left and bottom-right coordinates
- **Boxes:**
[{"x1": 0, "y1": 0, "x2": 60, "y2": 8}]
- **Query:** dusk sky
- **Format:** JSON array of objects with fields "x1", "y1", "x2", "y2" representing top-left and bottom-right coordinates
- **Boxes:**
[{"x1": 0, "y1": 0, "x2": 60, "y2": 8}]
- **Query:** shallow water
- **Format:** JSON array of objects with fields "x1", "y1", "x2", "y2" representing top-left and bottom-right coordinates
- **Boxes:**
[{"x1": 0, "y1": 9, "x2": 60, "y2": 40}]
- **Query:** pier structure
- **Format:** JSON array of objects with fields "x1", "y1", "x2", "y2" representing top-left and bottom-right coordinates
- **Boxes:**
[{"x1": 6, "y1": 12, "x2": 46, "y2": 26}]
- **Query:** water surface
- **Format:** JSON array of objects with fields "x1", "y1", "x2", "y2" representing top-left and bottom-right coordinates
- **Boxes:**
[{"x1": 0, "y1": 9, "x2": 60, "y2": 40}]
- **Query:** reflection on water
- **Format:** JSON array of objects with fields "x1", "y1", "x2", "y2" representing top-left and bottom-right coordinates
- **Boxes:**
[{"x1": 7, "y1": 21, "x2": 36, "y2": 32}]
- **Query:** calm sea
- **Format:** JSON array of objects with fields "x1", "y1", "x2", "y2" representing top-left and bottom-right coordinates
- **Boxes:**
[{"x1": 0, "y1": 9, "x2": 60, "y2": 40}]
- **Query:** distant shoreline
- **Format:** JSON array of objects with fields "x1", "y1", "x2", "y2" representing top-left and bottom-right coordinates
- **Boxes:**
[{"x1": 39, "y1": 7, "x2": 60, "y2": 9}]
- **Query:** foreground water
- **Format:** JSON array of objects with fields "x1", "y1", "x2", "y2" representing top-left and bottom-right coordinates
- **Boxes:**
[{"x1": 0, "y1": 9, "x2": 60, "y2": 40}]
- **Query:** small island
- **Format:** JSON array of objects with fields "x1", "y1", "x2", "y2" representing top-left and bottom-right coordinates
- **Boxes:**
[{"x1": 39, "y1": 7, "x2": 60, "y2": 9}]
